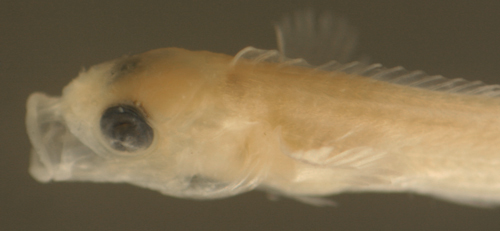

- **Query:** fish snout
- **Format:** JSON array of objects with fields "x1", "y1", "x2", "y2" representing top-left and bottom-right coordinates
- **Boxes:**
[{"x1": 26, "y1": 93, "x2": 73, "y2": 182}]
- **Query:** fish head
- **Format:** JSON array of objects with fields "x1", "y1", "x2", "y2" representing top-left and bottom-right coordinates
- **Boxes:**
[{"x1": 26, "y1": 48, "x2": 263, "y2": 199}]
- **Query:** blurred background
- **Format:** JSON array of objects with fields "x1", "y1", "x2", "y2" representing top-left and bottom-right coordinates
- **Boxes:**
[{"x1": 2, "y1": 0, "x2": 500, "y2": 230}]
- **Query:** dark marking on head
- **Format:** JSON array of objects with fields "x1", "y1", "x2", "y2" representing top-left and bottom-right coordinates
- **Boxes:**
[{"x1": 110, "y1": 56, "x2": 142, "y2": 81}]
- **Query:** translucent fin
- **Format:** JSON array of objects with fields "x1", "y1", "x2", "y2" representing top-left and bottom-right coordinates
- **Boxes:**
[
  {"x1": 232, "y1": 47, "x2": 500, "y2": 97},
  {"x1": 275, "y1": 126, "x2": 401, "y2": 188},
  {"x1": 429, "y1": 193, "x2": 498, "y2": 208},
  {"x1": 274, "y1": 10, "x2": 359, "y2": 65},
  {"x1": 289, "y1": 196, "x2": 337, "y2": 206},
  {"x1": 279, "y1": 139, "x2": 387, "y2": 170},
  {"x1": 266, "y1": 191, "x2": 337, "y2": 206},
  {"x1": 357, "y1": 65, "x2": 500, "y2": 97}
]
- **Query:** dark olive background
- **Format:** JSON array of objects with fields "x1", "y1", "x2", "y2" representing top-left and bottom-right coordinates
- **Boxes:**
[{"x1": 2, "y1": 1, "x2": 500, "y2": 230}]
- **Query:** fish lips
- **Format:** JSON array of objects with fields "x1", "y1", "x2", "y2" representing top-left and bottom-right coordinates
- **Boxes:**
[{"x1": 26, "y1": 92, "x2": 93, "y2": 182}]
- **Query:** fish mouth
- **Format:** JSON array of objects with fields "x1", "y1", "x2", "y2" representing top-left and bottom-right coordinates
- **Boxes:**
[{"x1": 26, "y1": 93, "x2": 93, "y2": 182}]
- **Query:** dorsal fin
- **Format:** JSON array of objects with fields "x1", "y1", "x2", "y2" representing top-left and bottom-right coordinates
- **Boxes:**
[
  {"x1": 233, "y1": 10, "x2": 500, "y2": 97},
  {"x1": 274, "y1": 10, "x2": 359, "y2": 65},
  {"x1": 232, "y1": 47, "x2": 500, "y2": 97}
]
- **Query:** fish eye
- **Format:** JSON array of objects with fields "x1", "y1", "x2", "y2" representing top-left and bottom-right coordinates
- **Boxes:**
[{"x1": 100, "y1": 105, "x2": 153, "y2": 152}]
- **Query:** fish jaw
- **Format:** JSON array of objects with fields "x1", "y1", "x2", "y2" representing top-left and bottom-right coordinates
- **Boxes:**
[
  {"x1": 26, "y1": 92, "x2": 68, "y2": 181},
  {"x1": 26, "y1": 92, "x2": 97, "y2": 182}
]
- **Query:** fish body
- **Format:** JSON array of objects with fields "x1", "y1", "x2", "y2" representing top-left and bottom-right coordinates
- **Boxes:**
[{"x1": 26, "y1": 11, "x2": 500, "y2": 206}]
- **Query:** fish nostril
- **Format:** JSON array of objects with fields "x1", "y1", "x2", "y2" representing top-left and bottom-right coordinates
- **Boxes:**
[{"x1": 100, "y1": 105, "x2": 153, "y2": 152}]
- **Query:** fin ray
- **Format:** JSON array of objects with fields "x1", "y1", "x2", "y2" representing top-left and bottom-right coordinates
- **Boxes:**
[
  {"x1": 232, "y1": 46, "x2": 500, "y2": 97},
  {"x1": 274, "y1": 10, "x2": 359, "y2": 65},
  {"x1": 233, "y1": 10, "x2": 500, "y2": 97}
]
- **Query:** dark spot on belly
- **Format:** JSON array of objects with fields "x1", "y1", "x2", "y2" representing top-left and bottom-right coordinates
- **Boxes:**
[{"x1": 185, "y1": 175, "x2": 227, "y2": 191}]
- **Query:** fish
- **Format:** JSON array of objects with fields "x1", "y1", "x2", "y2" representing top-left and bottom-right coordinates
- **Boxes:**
[{"x1": 26, "y1": 10, "x2": 500, "y2": 207}]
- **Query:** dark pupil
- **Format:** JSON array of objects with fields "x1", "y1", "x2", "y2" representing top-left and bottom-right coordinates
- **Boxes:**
[{"x1": 100, "y1": 105, "x2": 153, "y2": 152}]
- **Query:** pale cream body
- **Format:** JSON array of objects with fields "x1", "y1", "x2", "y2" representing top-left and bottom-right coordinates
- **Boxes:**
[
  {"x1": 27, "y1": 11, "x2": 500, "y2": 206},
  {"x1": 72, "y1": 47, "x2": 500, "y2": 204}
]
